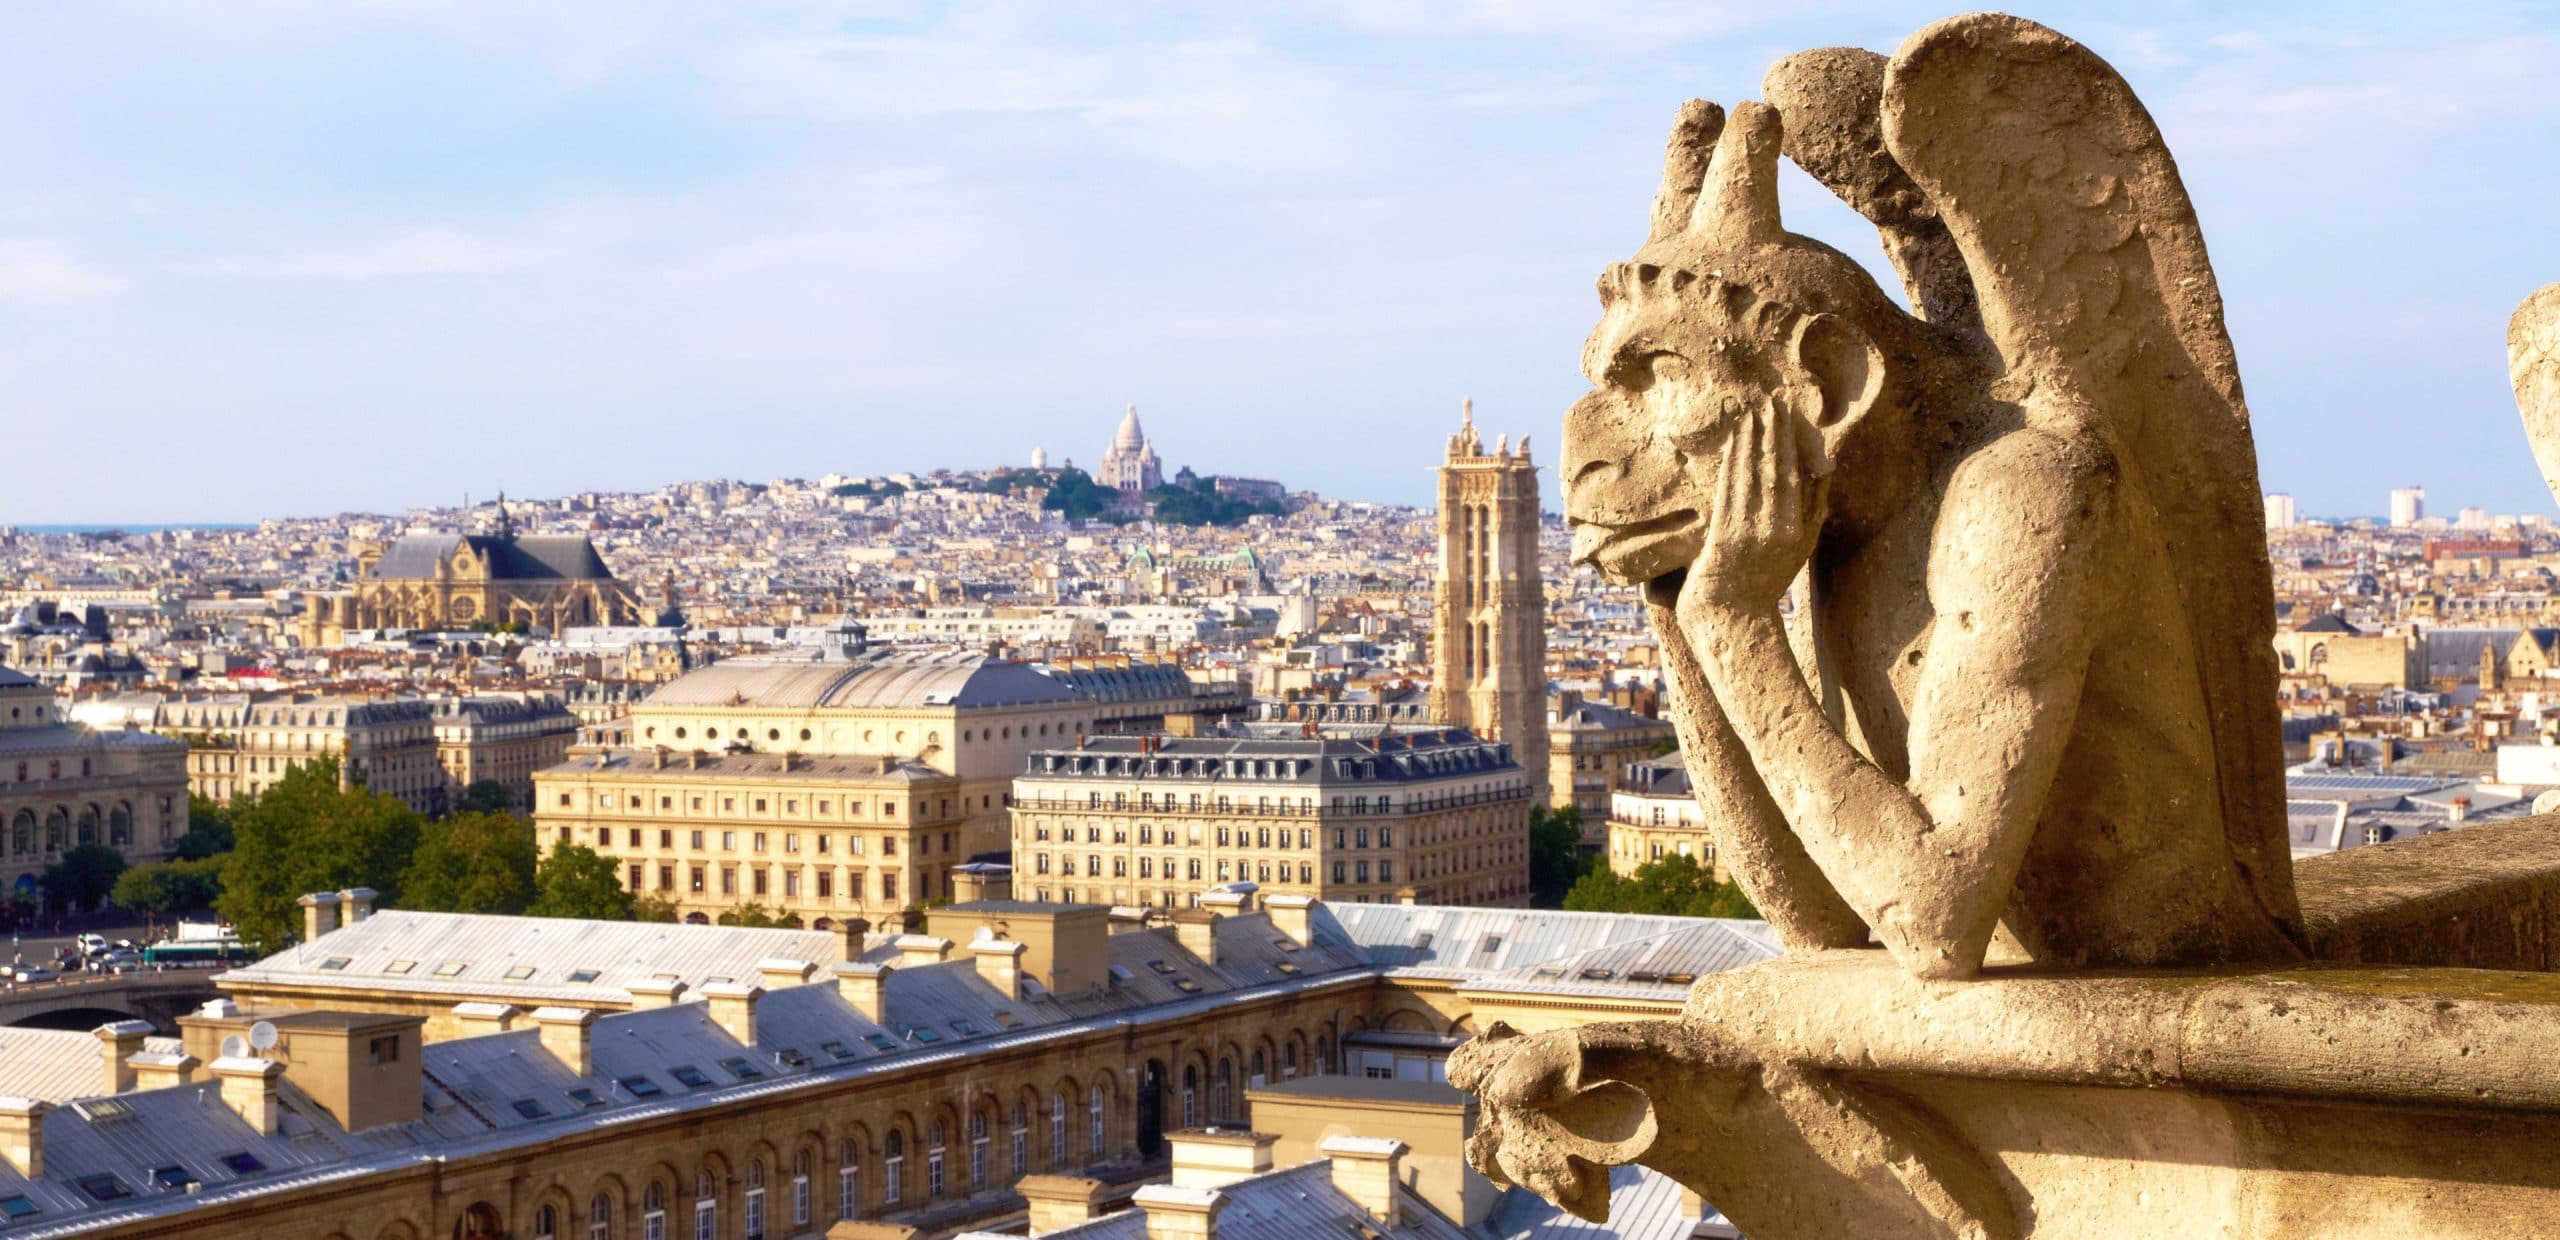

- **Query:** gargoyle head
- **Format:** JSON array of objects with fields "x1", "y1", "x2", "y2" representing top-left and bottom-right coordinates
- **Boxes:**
[{"x1": 1564, "y1": 99, "x2": 1913, "y2": 594}]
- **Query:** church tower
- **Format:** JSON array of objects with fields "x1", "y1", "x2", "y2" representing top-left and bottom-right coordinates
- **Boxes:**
[{"x1": 1429, "y1": 398, "x2": 1549, "y2": 801}]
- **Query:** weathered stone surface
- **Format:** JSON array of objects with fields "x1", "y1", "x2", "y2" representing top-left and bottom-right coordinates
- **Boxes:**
[
  {"x1": 1466, "y1": 14, "x2": 2560, "y2": 1239},
  {"x1": 1561, "y1": 11, "x2": 2299, "y2": 983},
  {"x1": 2515, "y1": 283, "x2": 2560, "y2": 503}
]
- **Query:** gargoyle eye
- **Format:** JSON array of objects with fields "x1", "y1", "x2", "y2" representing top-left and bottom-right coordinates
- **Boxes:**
[{"x1": 1609, "y1": 349, "x2": 1689, "y2": 393}]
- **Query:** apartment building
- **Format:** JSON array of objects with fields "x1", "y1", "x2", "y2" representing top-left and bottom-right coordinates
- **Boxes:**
[
  {"x1": 430, "y1": 692, "x2": 581, "y2": 811},
  {"x1": 1008, "y1": 726, "x2": 1533, "y2": 909},
  {"x1": 0, "y1": 667, "x2": 188, "y2": 888},
  {"x1": 126, "y1": 692, "x2": 442, "y2": 813},
  {"x1": 1604, "y1": 755, "x2": 1724, "y2": 880},
  {"x1": 536, "y1": 746, "x2": 968, "y2": 921}
]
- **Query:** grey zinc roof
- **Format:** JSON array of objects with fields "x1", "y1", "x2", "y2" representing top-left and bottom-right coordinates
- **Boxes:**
[
  {"x1": 1318, "y1": 903, "x2": 1774, "y2": 979},
  {"x1": 1028, "y1": 1160, "x2": 1471, "y2": 1240},
  {"x1": 221, "y1": 911, "x2": 858, "y2": 1005},
  {"x1": 642, "y1": 652, "x2": 1086, "y2": 711},
  {"x1": 366, "y1": 534, "x2": 615, "y2": 582},
  {"x1": 1021, "y1": 729, "x2": 1519, "y2": 786},
  {"x1": 0, "y1": 1029, "x2": 182, "y2": 1104},
  {"x1": 1488, "y1": 1163, "x2": 1731, "y2": 1240}
]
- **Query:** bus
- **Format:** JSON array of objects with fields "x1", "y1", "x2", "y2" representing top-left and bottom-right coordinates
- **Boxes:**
[{"x1": 139, "y1": 941, "x2": 256, "y2": 968}]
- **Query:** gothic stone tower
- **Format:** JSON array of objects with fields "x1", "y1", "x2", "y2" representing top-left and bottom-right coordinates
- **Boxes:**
[{"x1": 1430, "y1": 399, "x2": 1550, "y2": 802}]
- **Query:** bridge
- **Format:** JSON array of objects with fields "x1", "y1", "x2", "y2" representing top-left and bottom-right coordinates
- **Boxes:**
[{"x1": 0, "y1": 969, "x2": 221, "y2": 1032}]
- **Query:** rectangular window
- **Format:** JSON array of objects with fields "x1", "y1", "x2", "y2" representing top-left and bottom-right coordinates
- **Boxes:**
[{"x1": 721, "y1": 869, "x2": 737, "y2": 895}]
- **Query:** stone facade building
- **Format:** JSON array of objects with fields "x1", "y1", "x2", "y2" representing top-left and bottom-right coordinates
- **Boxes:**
[
  {"x1": 1427, "y1": 401, "x2": 1549, "y2": 805},
  {"x1": 1545, "y1": 692, "x2": 1674, "y2": 827},
  {"x1": 1007, "y1": 728, "x2": 1533, "y2": 908},
  {"x1": 11, "y1": 895, "x2": 1754, "y2": 1239},
  {"x1": 298, "y1": 517, "x2": 640, "y2": 644},
  {"x1": 131, "y1": 693, "x2": 442, "y2": 813},
  {"x1": 431, "y1": 693, "x2": 582, "y2": 812},
  {"x1": 1602, "y1": 755, "x2": 1722, "y2": 881},
  {"x1": 0, "y1": 667, "x2": 188, "y2": 893}
]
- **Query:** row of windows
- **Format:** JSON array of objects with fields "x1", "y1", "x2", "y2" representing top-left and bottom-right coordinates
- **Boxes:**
[
  {"x1": 560, "y1": 789, "x2": 936, "y2": 821},
  {"x1": 572, "y1": 825, "x2": 940, "y2": 859},
  {"x1": 624, "y1": 862, "x2": 914, "y2": 905}
]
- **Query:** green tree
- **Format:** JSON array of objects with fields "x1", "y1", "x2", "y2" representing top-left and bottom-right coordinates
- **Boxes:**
[
  {"x1": 218, "y1": 755, "x2": 424, "y2": 947},
  {"x1": 527, "y1": 844, "x2": 637, "y2": 920},
  {"x1": 1039, "y1": 469, "x2": 1116, "y2": 521},
  {"x1": 41, "y1": 844, "x2": 127, "y2": 914},
  {"x1": 1528, "y1": 805, "x2": 1592, "y2": 908},
  {"x1": 1563, "y1": 853, "x2": 1758, "y2": 920},
  {"x1": 715, "y1": 903, "x2": 797, "y2": 928},
  {"x1": 112, "y1": 856, "x2": 227, "y2": 915},
  {"x1": 400, "y1": 811, "x2": 538, "y2": 915},
  {"x1": 453, "y1": 779, "x2": 517, "y2": 816},
  {"x1": 176, "y1": 794, "x2": 236, "y2": 860},
  {"x1": 632, "y1": 894, "x2": 684, "y2": 924}
]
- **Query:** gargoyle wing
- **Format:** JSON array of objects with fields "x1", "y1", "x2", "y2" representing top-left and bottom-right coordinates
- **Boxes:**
[{"x1": 1881, "y1": 13, "x2": 2303, "y2": 944}]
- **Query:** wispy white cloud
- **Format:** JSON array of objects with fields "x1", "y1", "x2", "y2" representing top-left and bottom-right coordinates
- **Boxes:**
[{"x1": 0, "y1": 243, "x2": 124, "y2": 297}]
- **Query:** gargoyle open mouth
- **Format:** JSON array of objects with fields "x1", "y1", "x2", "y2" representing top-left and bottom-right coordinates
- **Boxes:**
[{"x1": 1570, "y1": 508, "x2": 1701, "y2": 591}]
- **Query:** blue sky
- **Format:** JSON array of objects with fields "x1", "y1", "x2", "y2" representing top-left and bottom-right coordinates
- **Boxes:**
[{"x1": 2, "y1": 1, "x2": 2554, "y2": 524}]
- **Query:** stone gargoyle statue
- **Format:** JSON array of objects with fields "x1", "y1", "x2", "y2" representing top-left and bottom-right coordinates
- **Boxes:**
[
  {"x1": 1456, "y1": 12, "x2": 2314, "y2": 1233},
  {"x1": 2516, "y1": 284, "x2": 2560, "y2": 500}
]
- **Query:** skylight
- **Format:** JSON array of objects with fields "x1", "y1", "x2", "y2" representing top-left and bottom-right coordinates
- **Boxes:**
[
  {"x1": 909, "y1": 1028, "x2": 943, "y2": 1044},
  {"x1": 74, "y1": 1175, "x2": 128, "y2": 1203},
  {"x1": 73, "y1": 1098, "x2": 133, "y2": 1122},
  {"x1": 619, "y1": 1075, "x2": 664, "y2": 1099},
  {"x1": 820, "y1": 1040, "x2": 856, "y2": 1060},
  {"x1": 433, "y1": 961, "x2": 468, "y2": 978},
  {"x1": 0, "y1": 1195, "x2": 35, "y2": 1219},
  {"x1": 992, "y1": 1011, "x2": 1021, "y2": 1028},
  {"x1": 567, "y1": 968, "x2": 601, "y2": 983},
  {"x1": 778, "y1": 1049, "x2": 810, "y2": 1068},
  {"x1": 504, "y1": 965, "x2": 537, "y2": 981},
  {"x1": 669, "y1": 1065, "x2": 713, "y2": 1088},
  {"x1": 384, "y1": 959, "x2": 418, "y2": 975},
  {"x1": 317, "y1": 956, "x2": 352, "y2": 971},
  {"x1": 1107, "y1": 965, "x2": 1136, "y2": 983},
  {"x1": 151, "y1": 1165, "x2": 197, "y2": 1190},
  {"x1": 950, "y1": 1019, "x2": 981, "y2": 1037},
  {"x1": 1145, "y1": 960, "x2": 1176, "y2": 975},
  {"x1": 566, "y1": 1088, "x2": 605, "y2": 1108},
  {"x1": 511, "y1": 1098, "x2": 550, "y2": 1120},
  {"x1": 218, "y1": 1152, "x2": 265, "y2": 1175},
  {"x1": 862, "y1": 1034, "x2": 897, "y2": 1052},
  {"x1": 719, "y1": 1057, "x2": 765, "y2": 1080}
]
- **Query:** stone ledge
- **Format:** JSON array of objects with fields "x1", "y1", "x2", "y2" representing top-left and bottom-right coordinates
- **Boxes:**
[
  {"x1": 2296, "y1": 809, "x2": 2560, "y2": 969},
  {"x1": 1685, "y1": 950, "x2": 2560, "y2": 1112}
]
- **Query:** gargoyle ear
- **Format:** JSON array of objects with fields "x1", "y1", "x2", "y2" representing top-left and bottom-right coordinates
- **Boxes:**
[{"x1": 1790, "y1": 312, "x2": 1886, "y2": 475}]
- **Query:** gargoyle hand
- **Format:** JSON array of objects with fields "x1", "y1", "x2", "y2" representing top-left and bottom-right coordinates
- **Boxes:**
[
  {"x1": 1446, "y1": 1022, "x2": 1661, "y2": 1223},
  {"x1": 1692, "y1": 398, "x2": 1825, "y2": 611}
]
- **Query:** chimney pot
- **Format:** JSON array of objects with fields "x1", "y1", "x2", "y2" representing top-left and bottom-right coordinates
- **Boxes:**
[
  {"x1": 1172, "y1": 910, "x2": 1221, "y2": 966},
  {"x1": 895, "y1": 935, "x2": 954, "y2": 967},
  {"x1": 626, "y1": 977, "x2": 688, "y2": 1010},
  {"x1": 211, "y1": 1056, "x2": 285, "y2": 1136},
  {"x1": 1017, "y1": 1175, "x2": 1111, "y2": 1234},
  {"x1": 757, "y1": 958, "x2": 819, "y2": 989},
  {"x1": 971, "y1": 938, "x2": 1027, "y2": 1001},
  {"x1": 1133, "y1": 1184, "x2": 1227, "y2": 1240},
  {"x1": 1263, "y1": 895, "x2": 1315, "y2": 947},
  {"x1": 451, "y1": 1001, "x2": 520, "y2": 1037},
  {"x1": 0, "y1": 1099, "x2": 47, "y2": 1177},
  {"x1": 127, "y1": 1051, "x2": 198, "y2": 1091},
  {"x1": 833, "y1": 961, "x2": 893, "y2": 1023},
  {"x1": 338, "y1": 887, "x2": 377, "y2": 923},
  {"x1": 93, "y1": 1019, "x2": 154, "y2": 1095},
  {"x1": 531, "y1": 1006, "x2": 596, "y2": 1076},
  {"x1": 1169, "y1": 1128, "x2": 1279, "y2": 1189},
  {"x1": 701, "y1": 981, "x2": 764, "y2": 1044},
  {"x1": 297, "y1": 891, "x2": 342, "y2": 941},
  {"x1": 1321, "y1": 1136, "x2": 1407, "y2": 1225}
]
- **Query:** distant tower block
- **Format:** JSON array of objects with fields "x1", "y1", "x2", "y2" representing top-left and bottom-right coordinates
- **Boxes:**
[
  {"x1": 2262, "y1": 493, "x2": 2296, "y2": 530},
  {"x1": 2389, "y1": 486, "x2": 2426, "y2": 528},
  {"x1": 1032, "y1": 447, "x2": 1049, "y2": 470},
  {"x1": 1429, "y1": 398, "x2": 1550, "y2": 802}
]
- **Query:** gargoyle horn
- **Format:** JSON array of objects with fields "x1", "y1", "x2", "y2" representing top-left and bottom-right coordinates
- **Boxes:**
[{"x1": 1691, "y1": 99, "x2": 1787, "y2": 247}]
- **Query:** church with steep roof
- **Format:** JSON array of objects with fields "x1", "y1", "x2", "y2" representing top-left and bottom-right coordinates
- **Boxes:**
[{"x1": 298, "y1": 501, "x2": 642, "y2": 644}]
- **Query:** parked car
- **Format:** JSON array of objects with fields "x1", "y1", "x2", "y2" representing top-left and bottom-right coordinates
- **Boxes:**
[
  {"x1": 75, "y1": 933, "x2": 109, "y2": 956},
  {"x1": 93, "y1": 950, "x2": 142, "y2": 972},
  {"x1": 9, "y1": 965, "x2": 58, "y2": 983}
]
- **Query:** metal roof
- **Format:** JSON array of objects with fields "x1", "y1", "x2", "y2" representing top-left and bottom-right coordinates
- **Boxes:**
[
  {"x1": 0, "y1": 1029, "x2": 181, "y2": 1104},
  {"x1": 641, "y1": 652, "x2": 1086, "y2": 711}
]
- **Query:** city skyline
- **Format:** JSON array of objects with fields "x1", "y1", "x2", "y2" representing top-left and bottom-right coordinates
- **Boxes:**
[{"x1": 3, "y1": 2, "x2": 2555, "y2": 524}]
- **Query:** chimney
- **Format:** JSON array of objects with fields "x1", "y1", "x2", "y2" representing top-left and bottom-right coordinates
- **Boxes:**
[
  {"x1": 212, "y1": 1056, "x2": 285, "y2": 1136},
  {"x1": 532, "y1": 1007, "x2": 596, "y2": 1076},
  {"x1": 1200, "y1": 888, "x2": 1253, "y2": 917},
  {"x1": 627, "y1": 977, "x2": 688, "y2": 1009},
  {"x1": 0, "y1": 1099, "x2": 45, "y2": 1176},
  {"x1": 895, "y1": 935, "x2": 954, "y2": 967},
  {"x1": 95, "y1": 1019, "x2": 153, "y2": 1094},
  {"x1": 758, "y1": 958, "x2": 819, "y2": 989},
  {"x1": 1017, "y1": 1175, "x2": 1109, "y2": 1234},
  {"x1": 1173, "y1": 910, "x2": 1220, "y2": 965},
  {"x1": 1169, "y1": 1129, "x2": 1278, "y2": 1189},
  {"x1": 1133, "y1": 1184, "x2": 1226, "y2": 1240},
  {"x1": 1264, "y1": 895, "x2": 1314, "y2": 946},
  {"x1": 129, "y1": 1051, "x2": 199, "y2": 1091},
  {"x1": 838, "y1": 917, "x2": 874, "y2": 963},
  {"x1": 834, "y1": 962, "x2": 893, "y2": 1023},
  {"x1": 451, "y1": 1002, "x2": 520, "y2": 1038},
  {"x1": 2452, "y1": 796, "x2": 2472, "y2": 824},
  {"x1": 701, "y1": 981, "x2": 763, "y2": 1044},
  {"x1": 971, "y1": 938, "x2": 1026, "y2": 1000},
  {"x1": 298, "y1": 891, "x2": 342, "y2": 941},
  {"x1": 338, "y1": 887, "x2": 377, "y2": 924},
  {"x1": 1322, "y1": 1136, "x2": 1407, "y2": 1226}
]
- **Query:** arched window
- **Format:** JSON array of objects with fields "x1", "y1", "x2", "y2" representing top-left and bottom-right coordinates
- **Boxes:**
[
  {"x1": 1090, "y1": 1086, "x2": 1105, "y2": 1155},
  {"x1": 1251, "y1": 1050, "x2": 1267, "y2": 1086},
  {"x1": 108, "y1": 802, "x2": 132, "y2": 846},
  {"x1": 745, "y1": 1160, "x2": 766, "y2": 1240},
  {"x1": 884, "y1": 1131, "x2": 905, "y2": 1204},
  {"x1": 1051, "y1": 1093, "x2": 1068, "y2": 1167},
  {"x1": 792, "y1": 1149, "x2": 812, "y2": 1228},
  {"x1": 590, "y1": 1192, "x2": 614, "y2": 1240},
  {"x1": 1285, "y1": 1042, "x2": 1301, "y2": 1079},
  {"x1": 928, "y1": 1120, "x2": 947, "y2": 1197},
  {"x1": 1181, "y1": 1067, "x2": 1198, "y2": 1129},
  {"x1": 1215, "y1": 1060, "x2": 1234, "y2": 1123},
  {"x1": 839, "y1": 1139, "x2": 862, "y2": 1220},
  {"x1": 969, "y1": 1111, "x2": 989, "y2": 1187},
  {"x1": 693, "y1": 1170, "x2": 717, "y2": 1240},
  {"x1": 533, "y1": 1204, "x2": 558, "y2": 1240},
  {"x1": 642, "y1": 1183, "x2": 666, "y2": 1240},
  {"x1": 1010, "y1": 1102, "x2": 1029, "y2": 1175}
]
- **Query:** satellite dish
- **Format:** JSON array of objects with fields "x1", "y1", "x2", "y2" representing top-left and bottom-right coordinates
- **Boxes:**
[
  {"x1": 218, "y1": 1034, "x2": 248, "y2": 1059},
  {"x1": 248, "y1": 1021, "x2": 279, "y2": 1052}
]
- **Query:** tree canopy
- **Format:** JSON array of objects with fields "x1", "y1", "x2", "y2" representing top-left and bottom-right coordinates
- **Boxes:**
[
  {"x1": 175, "y1": 794, "x2": 235, "y2": 860},
  {"x1": 112, "y1": 856, "x2": 227, "y2": 916},
  {"x1": 1039, "y1": 468, "x2": 1117, "y2": 521},
  {"x1": 1528, "y1": 805, "x2": 1592, "y2": 908},
  {"x1": 41, "y1": 844, "x2": 127, "y2": 914},
  {"x1": 452, "y1": 779, "x2": 518, "y2": 816},
  {"x1": 526, "y1": 844, "x2": 637, "y2": 921},
  {"x1": 217, "y1": 755, "x2": 424, "y2": 947},
  {"x1": 1563, "y1": 852, "x2": 1759, "y2": 920},
  {"x1": 400, "y1": 811, "x2": 539, "y2": 916}
]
